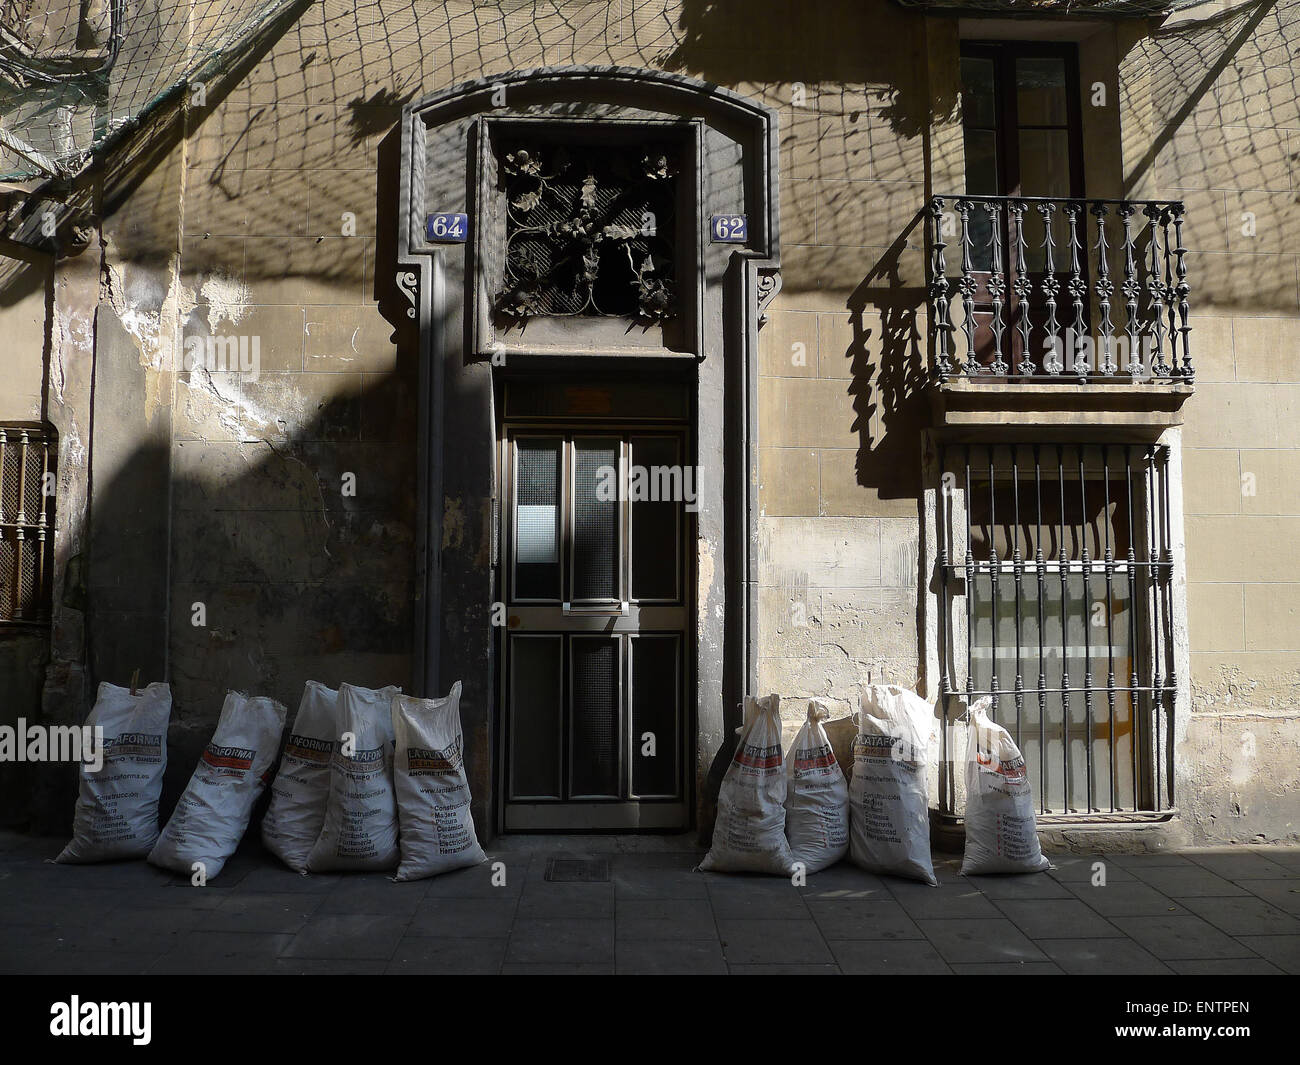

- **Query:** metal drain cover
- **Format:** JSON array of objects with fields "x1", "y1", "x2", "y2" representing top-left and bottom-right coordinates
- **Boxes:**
[{"x1": 544, "y1": 857, "x2": 610, "y2": 883}]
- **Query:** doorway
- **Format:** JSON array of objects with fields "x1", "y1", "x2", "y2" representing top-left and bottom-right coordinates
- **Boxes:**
[{"x1": 496, "y1": 375, "x2": 694, "y2": 831}]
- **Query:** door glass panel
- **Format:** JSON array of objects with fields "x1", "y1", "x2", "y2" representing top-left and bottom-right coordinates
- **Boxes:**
[
  {"x1": 571, "y1": 636, "x2": 620, "y2": 798},
  {"x1": 1018, "y1": 129, "x2": 1071, "y2": 199},
  {"x1": 572, "y1": 439, "x2": 620, "y2": 601},
  {"x1": 631, "y1": 435, "x2": 681, "y2": 601},
  {"x1": 631, "y1": 635, "x2": 680, "y2": 797},
  {"x1": 1016, "y1": 57, "x2": 1068, "y2": 126},
  {"x1": 514, "y1": 438, "x2": 561, "y2": 600},
  {"x1": 509, "y1": 635, "x2": 563, "y2": 799},
  {"x1": 961, "y1": 57, "x2": 998, "y2": 128}
]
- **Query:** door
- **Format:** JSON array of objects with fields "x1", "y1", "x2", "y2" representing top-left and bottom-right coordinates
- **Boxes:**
[
  {"x1": 498, "y1": 383, "x2": 692, "y2": 831},
  {"x1": 959, "y1": 41, "x2": 1085, "y2": 372}
]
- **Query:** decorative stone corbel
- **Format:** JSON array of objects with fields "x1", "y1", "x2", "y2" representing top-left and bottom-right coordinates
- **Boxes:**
[
  {"x1": 396, "y1": 270, "x2": 419, "y2": 319},
  {"x1": 756, "y1": 267, "x2": 781, "y2": 327}
]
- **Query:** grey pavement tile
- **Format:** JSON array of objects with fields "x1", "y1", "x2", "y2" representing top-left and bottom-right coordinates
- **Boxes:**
[
  {"x1": 1241, "y1": 879, "x2": 1300, "y2": 914},
  {"x1": 917, "y1": 918, "x2": 1051, "y2": 965},
  {"x1": 612, "y1": 865, "x2": 710, "y2": 900},
  {"x1": 1047, "y1": 856, "x2": 1137, "y2": 884},
  {"x1": 706, "y1": 877, "x2": 811, "y2": 919},
  {"x1": 1234, "y1": 935, "x2": 1300, "y2": 974},
  {"x1": 387, "y1": 936, "x2": 507, "y2": 974},
  {"x1": 1065, "y1": 879, "x2": 1187, "y2": 916},
  {"x1": 829, "y1": 939, "x2": 951, "y2": 974},
  {"x1": 1165, "y1": 957, "x2": 1286, "y2": 975},
  {"x1": 407, "y1": 897, "x2": 519, "y2": 938},
  {"x1": 505, "y1": 918, "x2": 615, "y2": 966},
  {"x1": 196, "y1": 892, "x2": 323, "y2": 934},
  {"x1": 1187, "y1": 851, "x2": 1294, "y2": 881},
  {"x1": 616, "y1": 938, "x2": 728, "y2": 974},
  {"x1": 149, "y1": 953, "x2": 278, "y2": 974},
  {"x1": 1109, "y1": 915, "x2": 1258, "y2": 960},
  {"x1": 1180, "y1": 895, "x2": 1300, "y2": 937},
  {"x1": 1126, "y1": 866, "x2": 1250, "y2": 898},
  {"x1": 716, "y1": 918, "x2": 834, "y2": 965},
  {"x1": 281, "y1": 914, "x2": 408, "y2": 960},
  {"x1": 1252, "y1": 849, "x2": 1300, "y2": 873},
  {"x1": 798, "y1": 865, "x2": 892, "y2": 901},
  {"x1": 36, "y1": 860, "x2": 176, "y2": 891},
  {"x1": 151, "y1": 930, "x2": 294, "y2": 965},
  {"x1": 1104, "y1": 852, "x2": 1198, "y2": 868},
  {"x1": 950, "y1": 962, "x2": 1065, "y2": 975},
  {"x1": 806, "y1": 899, "x2": 923, "y2": 940},
  {"x1": 963, "y1": 872, "x2": 1073, "y2": 899},
  {"x1": 729, "y1": 963, "x2": 842, "y2": 974},
  {"x1": 1036, "y1": 938, "x2": 1172, "y2": 974},
  {"x1": 616, "y1": 898, "x2": 717, "y2": 939},
  {"x1": 886, "y1": 879, "x2": 1001, "y2": 919},
  {"x1": 317, "y1": 875, "x2": 430, "y2": 917},
  {"x1": 517, "y1": 884, "x2": 615, "y2": 919},
  {"x1": 15, "y1": 950, "x2": 163, "y2": 975},
  {"x1": 274, "y1": 958, "x2": 390, "y2": 974},
  {"x1": 994, "y1": 898, "x2": 1125, "y2": 939},
  {"x1": 502, "y1": 962, "x2": 615, "y2": 974},
  {"x1": 422, "y1": 859, "x2": 522, "y2": 898},
  {"x1": 38, "y1": 906, "x2": 202, "y2": 954},
  {"x1": 236, "y1": 866, "x2": 342, "y2": 893}
]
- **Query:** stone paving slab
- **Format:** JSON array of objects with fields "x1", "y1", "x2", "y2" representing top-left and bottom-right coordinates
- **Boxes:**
[{"x1": 0, "y1": 832, "x2": 1297, "y2": 975}]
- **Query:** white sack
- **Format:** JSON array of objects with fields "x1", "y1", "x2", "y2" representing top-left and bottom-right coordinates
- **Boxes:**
[
  {"x1": 306, "y1": 682, "x2": 402, "y2": 872},
  {"x1": 784, "y1": 699, "x2": 849, "y2": 874},
  {"x1": 960, "y1": 698, "x2": 1050, "y2": 876},
  {"x1": 391, "y1": 682, "x2": 487, "y2": 881},
  {"x1": 848, "y1": 684, "x2": 938, "y2": 886},
  {"x1": 148, "y1": 691, "x2": 286, "y2": 879},
  {"x1": 700, "y1": 694, "x2": 795, "y2": 876},
  {"x1": 57, "y1": 682, "x2": 171, "y2": 863},
  {"x1": 260, "y1": 681, "x2": 339, "y2": 873}
]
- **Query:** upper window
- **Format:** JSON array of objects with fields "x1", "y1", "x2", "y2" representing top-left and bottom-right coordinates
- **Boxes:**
[{"x1": 0, "y1": 425, "x2": 56, "y2": 626}]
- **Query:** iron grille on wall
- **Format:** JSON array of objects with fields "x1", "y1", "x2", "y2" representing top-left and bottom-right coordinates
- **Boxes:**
[
  {"x1": 493, "y1": 143, "x2": 677, "y2": 323},
  {"x1": 936, "y1": 442, "x2": 1175, "y2": 820},
  {"x1": 0, "y1": 425, "x2": 55, "y2": 625}
]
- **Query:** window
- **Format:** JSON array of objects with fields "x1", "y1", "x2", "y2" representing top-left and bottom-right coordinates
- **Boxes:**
[
  {"x1": 0, "y1": 425, "x2": 56, "y2": 626},
  {"x1": 936, "y1": 442, "x2": 1175, "y2": 819}
]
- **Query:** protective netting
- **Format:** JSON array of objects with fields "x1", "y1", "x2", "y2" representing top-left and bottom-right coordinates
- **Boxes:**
[{"x1": 0, "y1": 0, "x2": 300, "y2": 182}]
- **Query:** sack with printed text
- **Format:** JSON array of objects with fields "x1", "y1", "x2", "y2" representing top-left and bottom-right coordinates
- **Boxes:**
[
  {"x1": 307, "y1": 682, "x2": 402, "y2": 872},
  {"x1": 57, "y1": 682, "x2": 171, "y2": 863},
  {"x1": 960, "y1": 698, "x2": 1050, "y2": 876},
  {"x1": 848, "y1": 684, "x2": 938, "y2": 886},
  {"x1": 148, "y1": 691, "x2": 286, "y2": 880},
  {"x1": 700, "y1": 694, "x2": 795, "y2": 876},
  {"x1": 784, "y1": 699, "x2": 849, "y2": 874},
  {"x1": 392, "y1": 682, "x2": 487, "y2": 881}
]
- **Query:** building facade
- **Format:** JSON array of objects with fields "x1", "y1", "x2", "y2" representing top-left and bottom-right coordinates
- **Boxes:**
[{"x1": 1, "y1": 0, "x2": 1296, "y2": 847}]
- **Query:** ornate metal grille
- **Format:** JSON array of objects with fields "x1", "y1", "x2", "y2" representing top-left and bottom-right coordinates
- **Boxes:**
[
  {"x1": 494, "y1": 143, "x2": 677, "y2": 324},
  {"x1": 0, "y1": 424, "x2": 55, "y2": 625}
]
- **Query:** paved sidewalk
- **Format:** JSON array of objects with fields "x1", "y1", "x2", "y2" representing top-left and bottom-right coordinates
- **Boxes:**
[{"x1": 1, "y1": 831, "x2": 1297, "y2": 974}]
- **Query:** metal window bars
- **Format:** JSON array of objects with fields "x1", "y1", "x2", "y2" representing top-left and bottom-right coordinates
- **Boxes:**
[
  {"x1": 0, "y1": 424, "x2": 55, "y2": 625},
  {"x1": 929, "y1": 195, "x2": 1192, "y2": 385},
  {"x1": 936, "y1": 442, "x2": 1175, "y2": 820}
]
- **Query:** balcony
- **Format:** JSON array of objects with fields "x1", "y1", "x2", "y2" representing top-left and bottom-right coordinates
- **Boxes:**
[{"x1": 927, "y1": 195, "x2": 1194, "y2": 391}]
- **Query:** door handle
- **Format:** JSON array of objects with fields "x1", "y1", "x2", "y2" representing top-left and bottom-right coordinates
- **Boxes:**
[{"x1": 562, "y1": 601, "x2": 629, "y2": 617}]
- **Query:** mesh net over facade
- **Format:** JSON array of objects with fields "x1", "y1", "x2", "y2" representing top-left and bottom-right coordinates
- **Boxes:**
[{"x1": 0, "y1": 0, "x2": 300, "y2": 183}]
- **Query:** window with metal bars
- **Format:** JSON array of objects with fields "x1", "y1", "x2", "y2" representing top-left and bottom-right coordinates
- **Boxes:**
[
  {"x1": 0, "y1": 424, "x2": 56, "y2": 626},
  {"x1": 936, "y1": 442, "x2": 1176, "y2": 820}
]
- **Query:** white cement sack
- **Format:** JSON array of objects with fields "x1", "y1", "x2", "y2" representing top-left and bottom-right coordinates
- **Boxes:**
[
  {"x1": 148, "y1": 691, "x2": 286, "y2": 880},
  {"x1": 56, "y1": 682, "x2": 171, "y2": 863},
  {"x1": 700, "y1": 694, "x2": 795, "y2": 876},
  {"x1": 307, "y1": 682, "x2": 402, "y2": 872},
  {"x1": 785, "y1": 699, "x2": 849, "y2": 874},
  {"x1": 961, "y1": 699, "x2": 1051, "y2": 876},
  {"x1": 848, "y1": 684, "x2": 938, "y2": 886},
  {"x1": 391, "y1": 682, "x2": 487, "y2": 881},
  {"x1": 260, "y1": 681, "x2": 339, "y2": 873}
]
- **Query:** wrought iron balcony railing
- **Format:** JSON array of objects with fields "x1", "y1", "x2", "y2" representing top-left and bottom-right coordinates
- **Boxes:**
[{"x1": 928, "y1": 195, "x2": 1192, "y2": 385}]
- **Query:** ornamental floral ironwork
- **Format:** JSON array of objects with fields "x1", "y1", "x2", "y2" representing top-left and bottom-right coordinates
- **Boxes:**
[{"x1": 493, "y1": 143, "x2": 677, "y2": 324}]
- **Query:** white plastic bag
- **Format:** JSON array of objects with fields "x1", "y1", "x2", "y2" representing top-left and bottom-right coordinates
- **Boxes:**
[
  {"x1": 391, "y1": 682, "x2": 487, "y2": 881},
  {"x1": 961, "y1": 698, "x2": 1050, "y2": 875},
  {"x1": 260, "y1": 681, "x2": 339, "y2": 873},
  {"x1": 785, "y1": 699, "x2": 849, "y2": 874},
  {"x1": 148, "y1": 691, "x2": 286, "y2": 880},
  {"x1": 307, "y1": 682, "x2": 401, "y2": 872},
  {"x1": 700, "y1": 694, "x2": 795, "y2": 876},
  {"x1": 57, "y1": 682, "x2": 171, "y2": 863},
  {"x1": 848, "y1": 684, "x2": 938, "y2": 886}
]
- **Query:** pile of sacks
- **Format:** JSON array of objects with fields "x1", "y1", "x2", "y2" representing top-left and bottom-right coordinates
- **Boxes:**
[
  {"x1": 701, "y1": 687, "x2": 1050, "y2": 884},
  {"x1": 56, "y1": 679, "x2": 485, "y2": 883}
]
